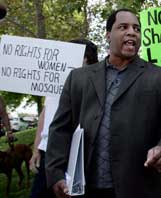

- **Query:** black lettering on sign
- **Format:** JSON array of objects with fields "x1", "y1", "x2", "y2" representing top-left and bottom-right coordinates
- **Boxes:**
[
  {"x1": 37, "y1": 60, "x2": 66, "y2": 71},
  {"x1": 147, "y1": 48, "x2": 158, "y2": 64},
  {"x1": 151, "y1": 28, "x2": 161, "y2": 44},
  {"x1": 43, "y1": 48, "x2": 59, "y2": 61},
  {"x1": 143, "y1": 28, "x2": 161, "y2": 47},
  {"x1": 13, "y1": 68, "x2": 40, "y2": 81},
  {"x1": 43, "y1": 71, "x2": 60, "y2": 83},
  {"x1": 147, "y1": 10, "x2": 161, "y2": 26},
  {"x1": 143, "y1": 28, "x2": 151, "y2": 46},
  {"x1": 3, "y1": 44, "x2": 13, "y2": 55},
  {"x1": 14, "y1": 45, "x2": 42, "y2": 59},
  {"x1": 31, "y1": 82, "x2": 63, "y2": 95},
  {"x1": 1, "y1": 67, "x2": 12, "y2": 77}
]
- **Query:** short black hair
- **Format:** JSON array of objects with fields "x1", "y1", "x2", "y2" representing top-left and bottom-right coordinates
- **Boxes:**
[
  {"x1": 106, "y1": 8, "x2": 140, "y2": 32},
  {"x1": 70, "y1": 39, "x2": 98, "y2": 65},
  {"x1": 0, "y1": 4, "x2": 7, "y2": 19}
]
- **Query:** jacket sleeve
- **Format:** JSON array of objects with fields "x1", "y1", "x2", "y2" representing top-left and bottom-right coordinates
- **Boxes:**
[{"x1": 45, "y1": 70, "x2": 79, "y2": 189}]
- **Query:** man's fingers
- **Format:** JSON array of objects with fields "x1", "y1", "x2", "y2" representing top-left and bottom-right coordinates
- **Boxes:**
[
  {"x1": 53, "y1": 180, "x2": 70, "y2": 198},
  {"x1": 145, "y1": 146, "x2": 161, "y2": 167},
  {"x1": 59, "y1": 180, "x2": 69, "y2": 194},
  {"x1": 153, "y1": 158, "x2": 161, "y2": 170},
  {"x1": 29, "y1": 157, "x2": 39, "y2": 173},
  {"x1": 61, "y1": 184, "x2": 69, "y2": 195},
  {"x1": 36, "y1": 158, "x2": 40, "y2": 168},
  {"x1": 29, "y1": 162, "x2": 38, "y2": 173},
  {"x1": 144, "y1": 148, "x2": 155, "y2": 166}
]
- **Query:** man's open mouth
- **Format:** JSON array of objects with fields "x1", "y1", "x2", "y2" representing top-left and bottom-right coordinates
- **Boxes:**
[{"x1": 124, "y1": 40, "x2": 136, "y2": 46}]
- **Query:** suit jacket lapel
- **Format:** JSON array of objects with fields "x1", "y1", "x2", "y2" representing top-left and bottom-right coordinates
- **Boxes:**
[
  {"x1": 113, "y1": 56, "x2": 146, "y2": 103},
  {"x1": 88, "y1": 57, "x2": 146, "y2": 106},
  {"x1": 89, "y1": 60, "x2": 106, "y2": 107}
]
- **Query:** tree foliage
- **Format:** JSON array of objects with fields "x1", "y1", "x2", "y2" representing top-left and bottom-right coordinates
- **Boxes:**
[{"x1": 0, "y1": 0, "x2": 89, "y2": 114}]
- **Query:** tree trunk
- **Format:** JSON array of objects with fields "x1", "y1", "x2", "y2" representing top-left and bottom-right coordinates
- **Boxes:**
[
  {"x1": 34, "y1": 0, "x2": 46, "y2": 39},
  {"x1": 83, "y1": 0, "x2": 89, "y2": 37},
  {"x1": 34, "y1": 0, "x2": 47, "y2": 114}
]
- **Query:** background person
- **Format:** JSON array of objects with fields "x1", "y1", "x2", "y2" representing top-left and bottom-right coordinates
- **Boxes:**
[
  {"x1": 0, "y1": 1, "x2": 6, "y2": 20},
  {"x1": 45, "y1": 8, "x2": 161, "y2": 198},
  {"x1": 29, "y1": 38, "x2": 98, "y2": 198},
  {"x1": 0, "y1": 96, "x2": 14, "y2": 141}
]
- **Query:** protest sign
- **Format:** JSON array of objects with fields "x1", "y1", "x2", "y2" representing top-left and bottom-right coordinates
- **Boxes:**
[
  {"x1": 140, "y1": 7, "x2": 161, "y2": 66},
  {"x1": 0, "y1": 35, "x2": 85, "y2": 98}
]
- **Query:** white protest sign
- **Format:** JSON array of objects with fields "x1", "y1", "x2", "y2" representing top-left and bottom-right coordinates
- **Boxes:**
[{"x1": 0, "y1": 35, "x2": 85, "y2": 98}]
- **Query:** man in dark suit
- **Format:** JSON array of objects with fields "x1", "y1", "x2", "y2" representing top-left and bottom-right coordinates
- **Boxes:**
[{"x1": 45, "y1": 8, "x2": 161, "y2": 198}]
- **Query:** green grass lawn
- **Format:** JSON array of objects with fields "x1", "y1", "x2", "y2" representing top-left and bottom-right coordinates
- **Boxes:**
[{"x1": 0, "y1": 128, "x2": 36, "y2": 198}]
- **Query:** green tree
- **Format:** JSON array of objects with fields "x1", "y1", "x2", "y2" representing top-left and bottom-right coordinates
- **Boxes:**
[{"x1": 0, "y1": 0, "x2": 90, "y2": 114}]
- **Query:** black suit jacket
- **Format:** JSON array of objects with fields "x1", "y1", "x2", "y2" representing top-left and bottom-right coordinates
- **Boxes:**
[{"x1": 46, "y1": 56, "x2": 161, "y2": 198}]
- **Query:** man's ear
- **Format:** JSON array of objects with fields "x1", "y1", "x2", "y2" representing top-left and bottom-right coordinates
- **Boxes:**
[{"x1": 106, "y1": 32, "x2": 111, "y2": 43}]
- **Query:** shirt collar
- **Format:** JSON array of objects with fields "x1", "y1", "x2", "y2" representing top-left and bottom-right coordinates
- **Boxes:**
[{"x1": 106, "y1": 57, "x2": 127, "y2": 72}]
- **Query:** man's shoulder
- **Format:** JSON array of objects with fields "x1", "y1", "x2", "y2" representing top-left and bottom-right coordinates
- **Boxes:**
[
  {"x1": 145, "y1": 61, "x2": 161, "y2": 73},
  {"x1": 65, "y1": 60, "x2": 105, "y2": 88},
  {"x1": 138, "y1": 57, "x2": 161, "y2": 72},
  {"x1": 73, "y1": 59, "x2": 106, "y2": 74}
]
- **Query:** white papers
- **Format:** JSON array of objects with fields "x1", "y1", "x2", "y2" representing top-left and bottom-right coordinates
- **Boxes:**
[{"x1": 66, "y1": 125, "x2": 85, "y2": 196}]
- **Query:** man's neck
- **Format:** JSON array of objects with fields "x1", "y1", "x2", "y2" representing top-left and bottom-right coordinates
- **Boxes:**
[{"x1": 108, "y1": 55, "x2": 135, "y2": 70}]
